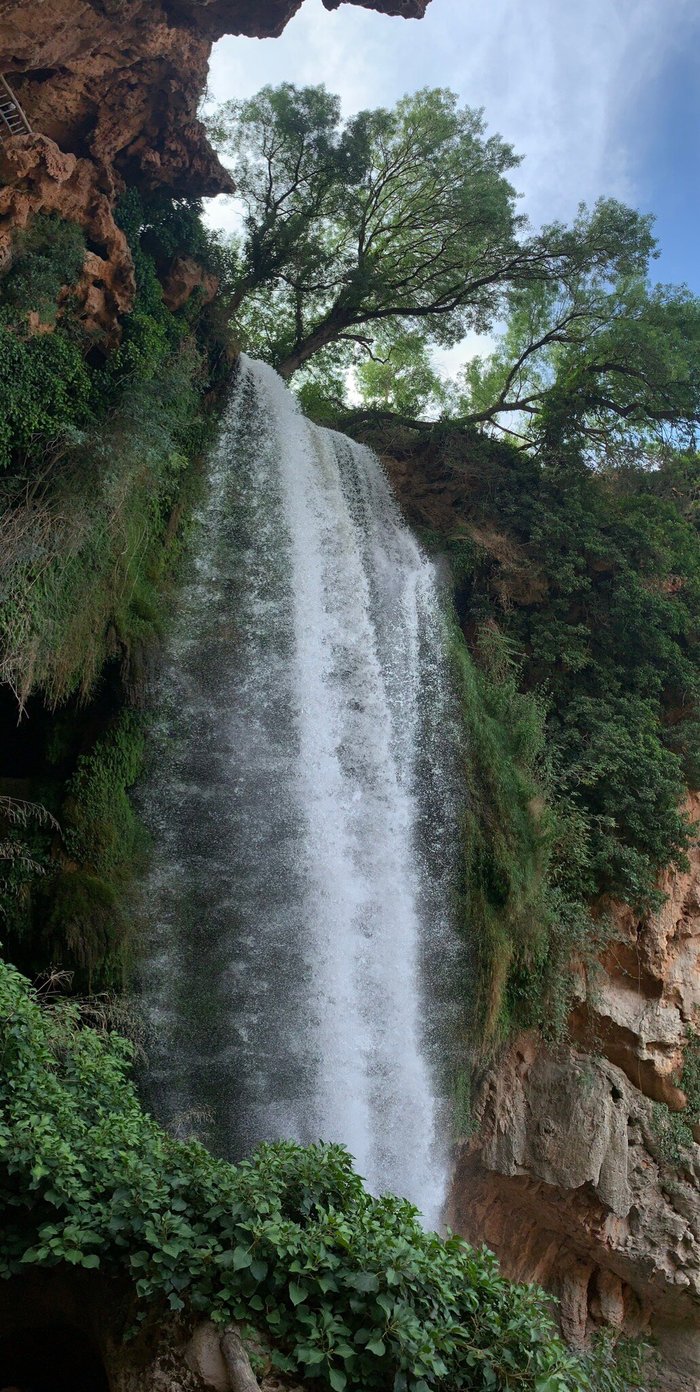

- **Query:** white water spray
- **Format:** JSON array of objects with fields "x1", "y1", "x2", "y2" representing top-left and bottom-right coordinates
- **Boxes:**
[{"x1": 140, "y1": 357, "x2": 457, "y2": 1225}]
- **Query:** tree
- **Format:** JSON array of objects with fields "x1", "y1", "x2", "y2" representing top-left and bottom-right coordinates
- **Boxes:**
[
  {"x1": 210, "y1": 85, "x2": 654, "y2": 380},
  {"x1": 355, "y1": 328, "x2": 447, "y2": 417},
  {"x1": 454, "y1": 269, "x2": 700, "y2": 462}
]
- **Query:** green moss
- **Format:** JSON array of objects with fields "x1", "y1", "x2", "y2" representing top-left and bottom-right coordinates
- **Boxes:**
[
  {"x1": 453, "y1": 622, "x2": 548, "y2": 1044},
  {"x1": 451, "y1": 619, "x2": 605, "y2": 1053},
  {"x1": 41, "y1": 870, "x2": 127, "y2": 993},
  {"x1": 62, "y1": 712, "x2": 145, "y2": 874}
]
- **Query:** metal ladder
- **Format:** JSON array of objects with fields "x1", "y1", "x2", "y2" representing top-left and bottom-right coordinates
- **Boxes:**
[{"x1": 0, "y1": 75, "x2": 32, "y2": 141}]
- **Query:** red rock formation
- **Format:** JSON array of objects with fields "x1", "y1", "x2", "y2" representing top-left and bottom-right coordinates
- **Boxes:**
[
  {"x1": 0, "y1": 0, "x2": 430, "y2": 334},
  {"x1": 161, "y1": 255, "x2": 219, "y2": 313},
  {"x1": 447, "y1": 814, "x2": 700, "y2": 1391}
]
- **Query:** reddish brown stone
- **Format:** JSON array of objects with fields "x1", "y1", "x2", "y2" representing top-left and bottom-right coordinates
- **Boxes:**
[{"x1": 446, "y1": 809, "x2": 700, "y2": 1391}]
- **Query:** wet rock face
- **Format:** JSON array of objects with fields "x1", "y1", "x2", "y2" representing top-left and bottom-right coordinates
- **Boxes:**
[
  {"x1": 0, "y1": 0, "x2": 430, "y2": 334},
  {"x1": 447, "y1": 808, "x2": 700, "y2": 1391}
]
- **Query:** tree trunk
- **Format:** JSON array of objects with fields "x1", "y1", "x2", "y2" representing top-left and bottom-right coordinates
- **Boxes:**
[
  {"x1": 276, "y1": 316, "x2": 346, "y2": 378},
  {"x1": 219, "y1": 1327, "x2": 260, "y2": 1392}
]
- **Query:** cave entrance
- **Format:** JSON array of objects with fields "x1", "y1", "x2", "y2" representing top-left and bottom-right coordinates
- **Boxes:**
[{"x1": 0, "y1": 1322, "x2": 109, "y2": 1392}]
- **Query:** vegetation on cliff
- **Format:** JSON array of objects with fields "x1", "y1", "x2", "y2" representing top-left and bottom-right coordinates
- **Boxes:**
[
  {"x1": 0, "y1": 959, "x2": 650, "y2": 1392},
  {"x1": 0, "y1": 70, "x2": 695, "y2": 1387},
  {"x1": 0, "y1": 195, "x2": 231, "y2": 991}
]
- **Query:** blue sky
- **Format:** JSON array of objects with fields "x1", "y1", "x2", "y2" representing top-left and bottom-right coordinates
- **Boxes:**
[{"x1": 205, "y1": 0, "x2": 699, "y2": 375}]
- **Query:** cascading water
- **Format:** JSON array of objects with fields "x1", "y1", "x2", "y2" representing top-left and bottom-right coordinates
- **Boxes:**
[{"x1": 139, "y1": 356, "x2": 457, "y2": 1226}]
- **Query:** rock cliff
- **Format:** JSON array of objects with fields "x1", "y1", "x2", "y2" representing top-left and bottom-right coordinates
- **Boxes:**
[
  {"x1": 446, "y1": 805, "x2": 700, "y2": 1391},
  {"x1": 368, "y1": 424, "x2": 700, "y2": 1386},
  {"x1": 0, "y1": 0, "x2": 430, "y2": 337}
]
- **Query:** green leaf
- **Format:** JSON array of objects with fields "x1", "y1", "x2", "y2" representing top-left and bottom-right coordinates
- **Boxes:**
[
  {"x1": 365, "y1": 1339, "x2": 386, "y2": 1357},
  {"x1": 350, "y1": 1271, "x2": 379, "y2": 1293},
  {"x1": 289, "y1": 1281, "x2": 308, "y2": 1306},
  {"x1": 329, "y1": 1370, "x2": 347, "y2": 1391}
]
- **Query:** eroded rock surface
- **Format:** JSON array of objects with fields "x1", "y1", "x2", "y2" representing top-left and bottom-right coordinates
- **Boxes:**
[
  {"x1": 447, "y1": 817, "x2": 700, "y2": 1391},
  {"x1": 0, "y1": 0, "x2": 430, "y2": 336}
]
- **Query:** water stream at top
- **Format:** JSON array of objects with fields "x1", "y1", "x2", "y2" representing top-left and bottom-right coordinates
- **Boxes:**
[{"x1": 139, "y1": 356, "x2": 458, "y2": 1226}]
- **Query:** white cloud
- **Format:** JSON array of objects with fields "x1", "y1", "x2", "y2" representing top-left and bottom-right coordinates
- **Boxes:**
[
  {"x1": 202, "y1": 0, "x2": 698, "y2": 378},
  {"x1": 206, "y1": 0, "x2": 697, "y2": 230}
]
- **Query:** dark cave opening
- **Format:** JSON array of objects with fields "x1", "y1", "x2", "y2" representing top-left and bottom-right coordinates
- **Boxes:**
[{"x1": 0, "y1": 1322, "x2": 109, "y2": 1392}]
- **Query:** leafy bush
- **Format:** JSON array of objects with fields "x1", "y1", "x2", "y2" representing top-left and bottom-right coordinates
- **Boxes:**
[
  {"x1": 0, "y1": 959, "x2": 648, "y2": 1392},
  {"x1": 0, "y1": 214, "x2": 86, "y2": 322},
  {"x1": 0, "y1": 326, "x2": 93, "y2": 473}
]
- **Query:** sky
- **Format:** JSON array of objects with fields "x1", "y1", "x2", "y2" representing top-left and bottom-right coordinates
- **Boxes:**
[{"x1": 203, "y1": 0, "x2": 700, "y2": 372}]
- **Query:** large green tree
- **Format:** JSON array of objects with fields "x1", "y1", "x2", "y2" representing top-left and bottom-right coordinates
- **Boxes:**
[{"x1": 211, "y1": 84, "x2": 654, "y2": 379}]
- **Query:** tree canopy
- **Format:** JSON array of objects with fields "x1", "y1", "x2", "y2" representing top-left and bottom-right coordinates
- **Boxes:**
[
  {"x1": 455, "y1": 273, "x2": 700, "y2": 461},
  {"x1": 210, "y1": 84, "x2": 655, "y2": 381}
]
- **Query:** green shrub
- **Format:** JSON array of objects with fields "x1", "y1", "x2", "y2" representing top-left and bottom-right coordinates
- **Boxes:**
[
  {"x1": 0, "y1": 959, "x2": 649, "y2": 1392},
  {"x1": 1, "y1": 214, "x2": 86, "y2": 322},
  {"x1": 409, "y1": 430, "x2": 700, "y2": 915},
  {"x1": 62, "y1": 713, "x2": 145, "y2": 873},
  {"x1": 0, "y1": 326, "x2": 93, "y2": 472}
]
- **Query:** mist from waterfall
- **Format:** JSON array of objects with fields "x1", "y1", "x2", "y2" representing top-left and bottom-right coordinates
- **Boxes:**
[{"x1": 139, "y1": 356, "x2": 458, "y2": 1226}]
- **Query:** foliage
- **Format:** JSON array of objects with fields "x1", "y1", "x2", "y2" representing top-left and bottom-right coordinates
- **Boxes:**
[
  {"x1": 452, "y1": 623, "x2": 550, "y2": 1041},
  {"x1": 211, "y1": 84, "x2": 653, "y2": 380},
  {"x1": 0, "y1": 325, "x2": 93, "y2": 474},
  {"x1": 0, "y1": 215, "x2": 92, "y2": 474},
  {"x1": 0, "y1": 194, "x2": 220, "y2": 706},
  {"x1": 0, "y1": 959, "x2": 649, "y2": 1392},
  {"x1": 41, "y1": 871, "x2": 124, "y2": 993},
  {"x1": 356, "y1": 328, "x2": 447, "y2": 418},
  {"x1": 454, "y1": 276, "x2": 700, "y2": 462},
  {"x1": 0, "y1": 797, "x2": 59, "y2": 932},
  {"x1": 62, "y1": 713, "x2": 145, "y2": 873},
  {"x1": 0, "y1": 214, "x2": 86, "y2": 323},
  {"x1": 0, "y1": 193, "x2": 225, "y2": 987},
  {"x1": 450, "y1": 622, "x2": 599, "y2": 1046},
  {"x1": 417, "y1": 434, "x2": 700, "y2": 914},
  {"x1": 651, "y1": 1029, "x2": 700, "y2": 1165}
]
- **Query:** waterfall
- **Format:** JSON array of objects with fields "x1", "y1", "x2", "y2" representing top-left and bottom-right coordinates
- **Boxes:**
[{"x1": 139, "y1": 356, "x2": 457, "y2": 1226}]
